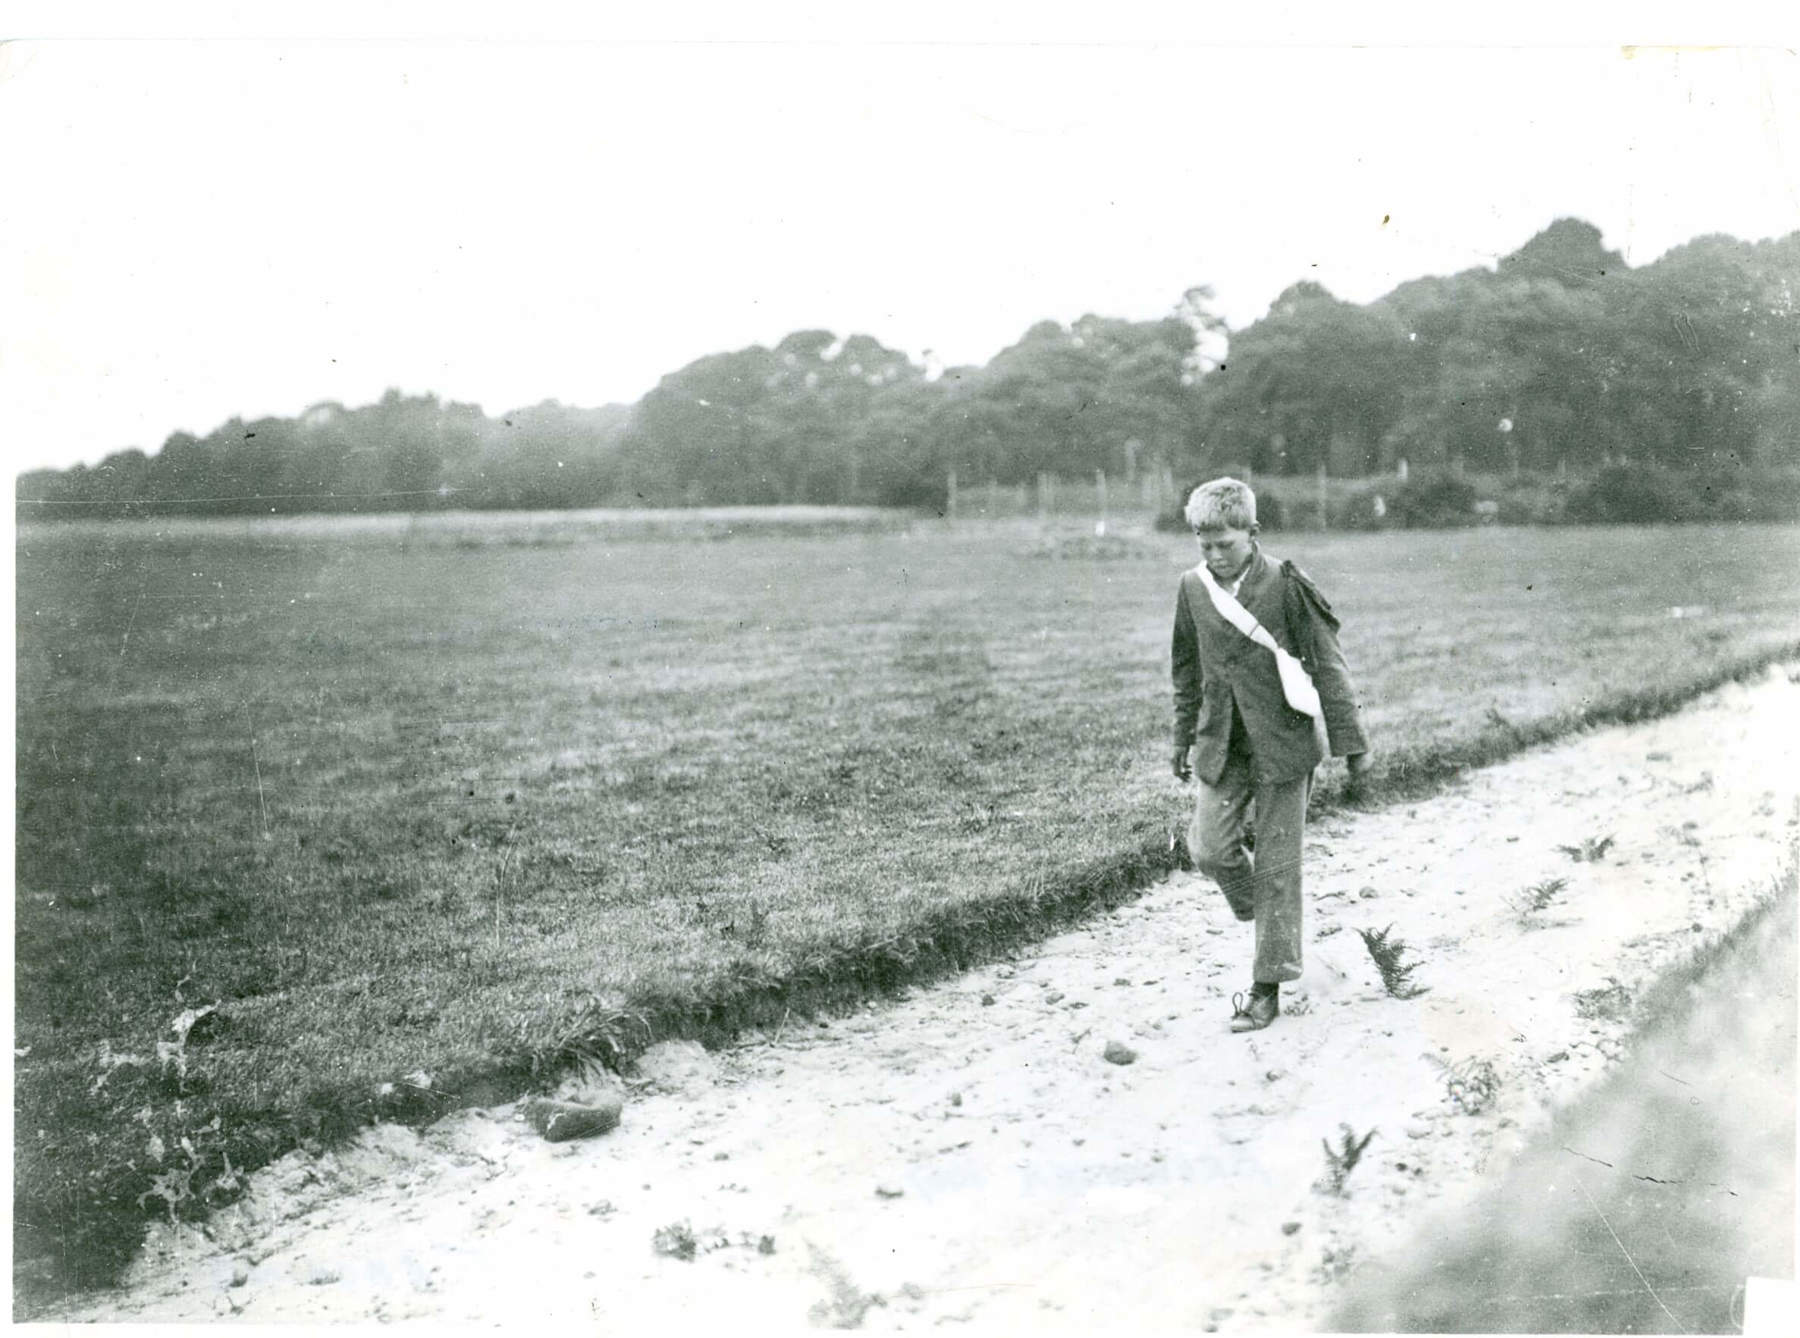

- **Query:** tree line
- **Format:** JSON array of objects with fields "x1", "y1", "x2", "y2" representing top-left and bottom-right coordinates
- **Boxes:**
[{"x1": 17, "y1": 219, "x2": 1798, "y2": 519}]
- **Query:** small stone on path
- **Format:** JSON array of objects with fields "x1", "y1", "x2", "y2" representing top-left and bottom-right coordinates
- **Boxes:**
[{"x1": 1103, "y1": 1041, "x2": 1138, "y2": 1066}]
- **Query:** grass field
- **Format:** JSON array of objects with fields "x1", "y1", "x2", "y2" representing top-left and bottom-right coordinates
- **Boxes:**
[{"x1": 15, "y1": 512, "x2": 1800, "y2": 1298}]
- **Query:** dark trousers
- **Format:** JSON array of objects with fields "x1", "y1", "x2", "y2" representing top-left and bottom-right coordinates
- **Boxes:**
[{"x1": 1187, "y1": 747, "x2": 1310, "y2": 984}]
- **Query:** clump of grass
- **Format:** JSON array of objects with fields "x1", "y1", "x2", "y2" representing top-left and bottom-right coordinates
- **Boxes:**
[
  {"x1": 1557, "y1": 833, "x2": 1616, "y2": 863},
  {"x1": 1357, "y1": 924, "x2": 1430, "y2": 998},
  {"x1": 1430, "y1": 1055, "x2": 1501, "y2": 1114},
  {"x1": 1315, "y1": 1124, "x2": 1378, "y2": 1196},
  {"x1": 651, "y1": 1220, "x2": 698, "y2": 1262},
  {"x1": 1574, "y1": 978, "x2": 1633, "y2": 1021},
  {"x1": 1506, "y1": 876, "x2": 1569, "y2": 926}
]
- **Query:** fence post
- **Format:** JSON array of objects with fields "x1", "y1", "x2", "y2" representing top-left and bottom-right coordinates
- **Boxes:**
[
  {"x1": 1316, "y1": 463, "x2": 1330, "y2": 530},
  {"x1": 946, "y1": 468, "x2": 957, "y2": 517},
  {"x1": 1096, "y1": 469, "x2": 1108, "y2": 531}
]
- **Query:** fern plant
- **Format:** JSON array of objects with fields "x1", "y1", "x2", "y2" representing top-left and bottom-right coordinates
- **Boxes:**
[
  {"x1": 1357, "y1": 924, "x2": 1429, "y2": 998},
  {"x1": 1505, "y1": 876, "x2": 1568, "y2": 925},
  {"x1": 1315, "y1": 1123, "x2": 1377, "y2": 1196}
]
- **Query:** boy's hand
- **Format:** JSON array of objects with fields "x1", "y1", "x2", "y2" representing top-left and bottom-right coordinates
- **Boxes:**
[{"x1": 1171, "y1": 747, "x2": 1192, "y2": 782}]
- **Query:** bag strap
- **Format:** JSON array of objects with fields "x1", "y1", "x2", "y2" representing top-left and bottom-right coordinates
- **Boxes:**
[{"x1": 1192, "y1": 563, "x2": 1323, "y2": 719}]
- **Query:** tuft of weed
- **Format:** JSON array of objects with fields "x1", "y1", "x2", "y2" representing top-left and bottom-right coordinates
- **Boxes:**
[
  {"x1": 651, "y1": 1220, "x2": 698, "y2": 1262},
  {"x1": 1429, "y1": 1054, "x2": 1501, "y2": 1114},
  {"x1": 1556, "y1": 834, "x2": 1616, "y2": 863},
  {"x1": 1356, "y1": 924, "x2": 1430, "y2": 998},
  {"x1": 1315, "y1": 1123, "x2": 1378, "y2": 1196},
  {"x1": 1505, "y1": 876, "x2": 1569, "y2": 926}
]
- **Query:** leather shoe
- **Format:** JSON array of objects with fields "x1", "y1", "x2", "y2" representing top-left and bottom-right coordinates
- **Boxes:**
[{"x1": 1229, "y1": 989, "x2": 1279, "y2": 1032}]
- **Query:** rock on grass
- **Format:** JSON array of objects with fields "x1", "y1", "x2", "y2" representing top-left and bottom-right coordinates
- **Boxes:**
[{"x1": 1103, "y1": 1041, "x2": 1138, "y2": 1066}]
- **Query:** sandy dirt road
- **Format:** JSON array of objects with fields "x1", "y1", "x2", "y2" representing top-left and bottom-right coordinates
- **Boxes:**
[{"x1": 48, "y1": 667, "x2": 1799, "y2": 1330}]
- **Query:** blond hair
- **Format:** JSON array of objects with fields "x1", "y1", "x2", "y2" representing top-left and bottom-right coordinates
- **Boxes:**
[{"x1": 1183, "y1": 477, "x2": 1257, "y2": 531}]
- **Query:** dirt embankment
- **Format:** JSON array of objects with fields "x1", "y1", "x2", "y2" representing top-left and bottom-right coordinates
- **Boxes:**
[{"x1": 45, "y1": 667, "x2": 1800, "y2": 1330}]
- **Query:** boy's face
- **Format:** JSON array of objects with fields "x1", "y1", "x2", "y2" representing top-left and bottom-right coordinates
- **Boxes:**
[{"x1": 1193, "y1": 523, "x2": 1258, "y2": 580}]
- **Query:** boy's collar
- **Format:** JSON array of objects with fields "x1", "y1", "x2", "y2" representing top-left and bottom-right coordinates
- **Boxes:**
[{"x1": 1221, "y1": 541, "x2": 1260, "y2": 587}]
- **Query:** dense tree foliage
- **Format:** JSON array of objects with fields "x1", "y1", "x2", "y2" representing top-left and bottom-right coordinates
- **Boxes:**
[
  {"x1": 616, "y1": 330, "x2": 933, "y2": 505},
  {"x1": 17, "y1": 393, "x2": 631, "y2": 517},
  {"x1": 1202, "y1": 220, "x2": 1798, "y2": 479},
  {"x1": 18, "y1": 220, "x2": 1797, "y2": 519}
]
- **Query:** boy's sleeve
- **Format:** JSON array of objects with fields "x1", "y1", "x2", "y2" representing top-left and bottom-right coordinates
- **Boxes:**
[
  {"x1": 1283, "y1": 563, "x2": 1368, "y2": 758},
  {"x1": 1171, "y1": 579, "x2": 1203, "y2": 749}
]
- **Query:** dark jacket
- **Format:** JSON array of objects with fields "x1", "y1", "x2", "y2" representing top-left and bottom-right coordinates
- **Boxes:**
[{"x1": 1171, "y1": 545, "x2": 1367, "y2": 785}]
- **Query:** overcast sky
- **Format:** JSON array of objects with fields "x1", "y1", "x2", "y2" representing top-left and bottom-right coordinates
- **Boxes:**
[{"x1": 3, "y1": 21, "x2": 1797, "y2": 472}]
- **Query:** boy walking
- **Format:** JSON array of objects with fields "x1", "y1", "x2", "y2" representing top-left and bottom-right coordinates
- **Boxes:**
[{"x1": 1170, "y1": 478, "x2": 1369, "y2": 1032}]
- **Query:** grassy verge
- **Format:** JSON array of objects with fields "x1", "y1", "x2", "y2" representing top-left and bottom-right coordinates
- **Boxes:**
[
  {"x1": 14, "y1": 516, "x2": 1800, "y2": 1307},
  {"x1": 1619, "y1": 858, "x2": 1799, "y2": 1038},
  {"x1": 1333, "y1": 860, "x2": 1797, "y2": 1332}
]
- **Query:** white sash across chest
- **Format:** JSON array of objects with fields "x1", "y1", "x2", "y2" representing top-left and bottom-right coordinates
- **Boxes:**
[{"x1": 1192, "y1": 562, "x2": 1323, "y2": 720}]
